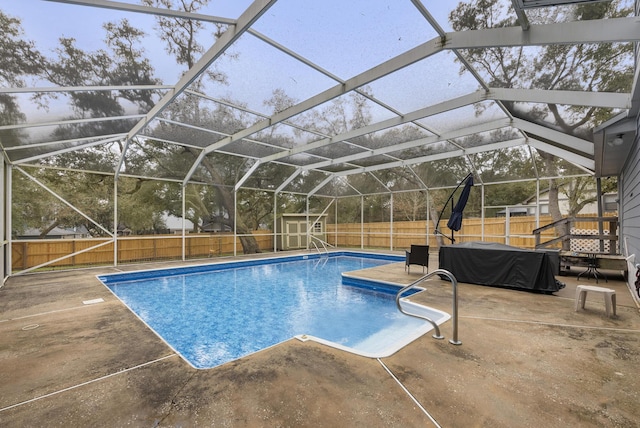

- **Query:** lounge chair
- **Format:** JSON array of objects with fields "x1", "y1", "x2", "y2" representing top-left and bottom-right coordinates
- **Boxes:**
[{"x1": 405, "y1": 244, "x2": 429, "y2": 274}]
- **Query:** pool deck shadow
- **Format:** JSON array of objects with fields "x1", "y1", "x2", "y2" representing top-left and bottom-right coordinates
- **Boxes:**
[{"x1": 1, "y1": 250, "x2": 639, "y2": 427}]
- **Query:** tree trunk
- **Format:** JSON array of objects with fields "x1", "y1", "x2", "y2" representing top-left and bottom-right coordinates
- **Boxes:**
[
  {"x1": 39, "y1": 221, "x2": 60, "y2": 239},
  {"x1": 197, "y1": 154, "x2": 262, "y2": 254},
  {"x1": 539, "y1": 151, "x2": 567, "y2": 250},
  {"x1": 430, "y1": 204, "x2": 446, "y2": 247},
  {"x1": 547, "y1": 178, "x2": 562, "y2": 221},
  {"x1": 239, "y1": 233, "x2": 261, "y2": 254}
]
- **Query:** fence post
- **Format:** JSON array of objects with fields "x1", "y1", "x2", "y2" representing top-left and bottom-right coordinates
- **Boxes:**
[
  {"x1": 609, "y1": 219, "x2": 617, "y2": 254},
  {"x1": 505, "y1": 207, "x2": 510, "y2": 245},
  {"x1": 23, "y1": 242, "x2": 28, "y2": 270},
  {"x1": 562, "y1": 220, "x2": 571, "y2": 251}
]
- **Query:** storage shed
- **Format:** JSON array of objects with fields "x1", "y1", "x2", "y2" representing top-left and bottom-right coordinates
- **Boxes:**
[{"x1": 276, "y1": 214, "x2": 327, "y2": 251}]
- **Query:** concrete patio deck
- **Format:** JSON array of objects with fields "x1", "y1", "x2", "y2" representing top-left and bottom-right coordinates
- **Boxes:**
[{"x1": 1, "y1": 251, "x2": 639, "y2": 427}]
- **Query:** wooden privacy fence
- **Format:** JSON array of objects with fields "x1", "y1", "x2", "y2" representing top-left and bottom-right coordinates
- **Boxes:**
[
  {"x1": 12, "y1": 215, "x2": 615, "y2": 272},
  {"x1": 325, "y1": 217, "x2": 552, "y2": 249},
  {"x1": 325, "y1": 215, "x2": 617, "y2": 250},
  {"x1": 12, "y1": 231, "x2": 273, "y2": 271}
]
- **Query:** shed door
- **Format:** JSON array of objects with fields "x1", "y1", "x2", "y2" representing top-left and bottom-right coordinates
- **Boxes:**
[
  {"x1": 286, "y1": 221, "x2": 299, "y2": 249},
  {"x1": 285, "y1": 221, "x2": 310, "y2": 249}
]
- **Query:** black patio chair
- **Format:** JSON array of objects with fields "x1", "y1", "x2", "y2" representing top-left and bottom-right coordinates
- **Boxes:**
[{"x1": 405, "y1": 244, "x2": 429, "y2": 274}]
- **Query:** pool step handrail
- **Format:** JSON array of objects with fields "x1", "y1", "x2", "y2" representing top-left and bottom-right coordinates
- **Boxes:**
[
  {"x1": 310, "y1": 240, "x2": 328, "y2": 255},
  {"x1": 395, "y1": 269, "x2": 461, "y2": 345},
  {"x1": 310, "y1": 235, "x2": 332, "y2": 254}
]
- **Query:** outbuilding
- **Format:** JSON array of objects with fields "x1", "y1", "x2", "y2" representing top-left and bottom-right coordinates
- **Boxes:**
[{"x1": 276, "y1": 213, "x2": 327, "y2": 251}]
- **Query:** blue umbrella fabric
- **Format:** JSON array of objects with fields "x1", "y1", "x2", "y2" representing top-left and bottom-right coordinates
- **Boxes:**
[{"x1": 447, "y1": 175, "x2": 474, "y2": 232}]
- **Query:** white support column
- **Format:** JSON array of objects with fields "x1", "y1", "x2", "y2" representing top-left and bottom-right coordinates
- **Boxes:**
[
  {"x1": 505, "y1": 207, "x2": 511, "y2": 246},
  {"x1": 113, "y1": 178, "x2": 118, "y2": 266},
  {"x1": 360, "y1": 196, "x2": 364, "y2": 250},
  {"x1": 233, "y1": 189, "x2": 237, "y2": 256},
  {"x1": 481, "y1": 184, "x2": 485, "y2": 241},
  {"x1": 596, "y1": 177, "x2": 604, "y2": 253},
  {"x1": 535, "y1": 179, "x2": 540, "y2": 228},
  {"x1": 6, "y1": 164, "x2": 11, "y2": 278},
  {"x1": 390, "y1": 193, "x2": 394, "y2": 251},
  {"x1": 3, "y1": 164, "x2": 13, "y2": 281},
  {"x1": 305, "y1": 195, "x2": 309, "y2": 250},
  {"x1": 0, "y1": 158, "x2": 5, "y2": 280},
  {"x1": 273, "y1": 192, "x2": 278, "y2": 253},
  {"x1": 426, "y1": 190, "x2": 430, "y2": 245},
  {"x1": 335, "y1": 197, "x2": 338, "y2": 249},
  {"x1": 182, "y1": 185, "x2": 186, "y2": 261}
]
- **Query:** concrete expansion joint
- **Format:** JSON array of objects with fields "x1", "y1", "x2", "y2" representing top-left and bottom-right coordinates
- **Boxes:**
[
  {"x1": 377, "y1": 358, "x2": 441, "y2": 428},
  {"x1": 0, "y1": 354, "x2": 177, "y2": 414}
]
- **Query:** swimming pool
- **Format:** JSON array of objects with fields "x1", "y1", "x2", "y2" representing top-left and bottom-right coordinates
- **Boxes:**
[{"x1": 99, "y1": 252, "x2": 450, "y2": 369}]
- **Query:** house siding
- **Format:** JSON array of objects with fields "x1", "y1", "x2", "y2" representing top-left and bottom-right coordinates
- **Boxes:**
[{"x1": 620, "y1": 114, "x2": 640, "y2": 264}]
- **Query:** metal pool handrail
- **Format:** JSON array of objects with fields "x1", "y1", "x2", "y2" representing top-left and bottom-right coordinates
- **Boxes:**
[
  {"x1": 309, "y1": 235, "x2": 332, "y2": 254},
  {"x1": 395, "y1": 269, "x2": 461, "y2": 345}
]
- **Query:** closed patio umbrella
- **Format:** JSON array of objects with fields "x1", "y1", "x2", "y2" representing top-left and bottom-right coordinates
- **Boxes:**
[{"x1": 447, "y1": 174, "x2": 474, "y2": 232}]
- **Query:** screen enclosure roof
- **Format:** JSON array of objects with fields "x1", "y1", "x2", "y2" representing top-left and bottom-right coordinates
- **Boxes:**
[{"x1": 1, "y1": 0, "x2": 639, "y2": 197}]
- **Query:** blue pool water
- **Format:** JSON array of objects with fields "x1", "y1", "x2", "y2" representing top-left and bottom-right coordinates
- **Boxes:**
[{"x1": 99, "y1": 252, "x2": 449, "y2": 369}]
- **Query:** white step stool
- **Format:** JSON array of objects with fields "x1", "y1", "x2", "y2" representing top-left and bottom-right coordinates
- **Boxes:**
[{"x1": 574, "y1": 285, "x2": 616, "y2": 317}]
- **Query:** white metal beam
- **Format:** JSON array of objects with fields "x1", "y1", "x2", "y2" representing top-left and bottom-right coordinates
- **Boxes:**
[
  {"x1": 12, "y1": 135, "x2": 125, "y2": 165},
  {"x1": 628, "y1": 55, "x2": 640, "y2": 117},
  {"x1": 512, "y1": 117, "x2": 594, "y2": 155},
  {"x1": 3, "y1": 133, "x2": 126, "y2": 152},
  {"x1": 1, "y1": 161, "x2": 5, "y2": 280},
  {"x1": 0, "y1": 84, "x2": 173, "y2": 94},
  {"x1": 136, "y1": 135, "x2": 204, "y2": 151},
  {"x1": 234, "y1": 161, "x2": 261, "y2": 191},
  {"x1": 182, "y1": 150, "x2": 207, "y2": 186},
  {"x1": 275, "y1": 169, "x2": 302, "y2": 193},
  {"x1": 46, "y1": 0, "x2": 236, "y2": 24},
  {"x1": 406, "y1": 165, "x2": 429, "y2": 191},
  {"x1": 510, "y1": 0, "x2": 530, "y2": 31},
  {"x1": 340, "y1": 176, "x2": 365, "y2": 195},
  {"x1": 488, "y1": 87, "x2": 630, "y2": 109},
  {"x1": 308, "y1": 175, "x2": 335, "y2": 197},
  {"x1": 0, "y1": 115, "x2": 145, "y2": 131},
  {"x1": 527, "y1": 138, "x2": 595, "y2": 171},
  {"x1": 514, "y1": 0, "x2": 612, "y2": 9},
  {"x1": 443, "y1": 17, "x2": 640, "y2": 49}
]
